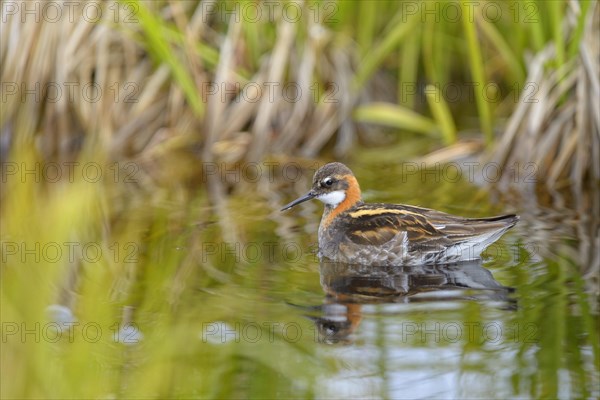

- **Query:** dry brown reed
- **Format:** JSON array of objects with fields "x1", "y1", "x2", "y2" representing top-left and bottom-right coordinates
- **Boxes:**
[
  {"x1": 1, "y1": 1, "x2": 597, "y2": 197},
  {"x1": 0, "y1": 1, "x2": 357, "y2": 166},
  {"x1": 492, "y1": 2, "x2": 599, "y2": 194}
]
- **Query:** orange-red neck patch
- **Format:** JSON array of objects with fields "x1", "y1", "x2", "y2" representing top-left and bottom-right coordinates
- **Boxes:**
[{"x1": 322, "y1": 175, "x2": 361, "y2": 228}]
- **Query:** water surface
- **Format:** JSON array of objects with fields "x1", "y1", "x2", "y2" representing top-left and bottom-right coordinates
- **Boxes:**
[{"x1": 2, "y1": 156, "x2": 598, "y2": 399}]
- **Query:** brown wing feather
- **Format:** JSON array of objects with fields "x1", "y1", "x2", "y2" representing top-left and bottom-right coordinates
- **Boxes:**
[
  {"x1": 344, "y1": 204, "x2": 517, "y2": 248},
  {"x1": 400, "y1": 206, "x2": 519, "y2": 244},
  {"x1": 344, "y1": 206, "x2": 453, "y2": 249}
]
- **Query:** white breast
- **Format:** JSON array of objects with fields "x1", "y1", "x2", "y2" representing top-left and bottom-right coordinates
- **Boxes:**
[{"x1": 316, "y1": 190, "x2": 346, "y2": 207}]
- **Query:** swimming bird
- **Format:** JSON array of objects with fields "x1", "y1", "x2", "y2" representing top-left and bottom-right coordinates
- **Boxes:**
[{"x1": 281, "y1": 162, "x2": 518, "y2": 266}]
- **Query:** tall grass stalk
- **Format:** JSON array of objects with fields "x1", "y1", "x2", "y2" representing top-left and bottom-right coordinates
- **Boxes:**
[
  {"x1": 476, "y1": 15, "x2": 525, "y2": 84},
  {"x1": 398, "y1": 24, "x2": 421, "y2": 108},
  {"x1": 0, "y1": 1, "x2": 594, "y2": 183},
  {"x1": 548, "y1": 0, "x2": 566, "y2": 68},
  {"x1": 526, "y1": 0, "x2": 546, "y2": 52},
  {"x1": 425, "y1": 85, "x2": 457, "y2": 145},
  {"x1": 461, "y1": 1, "x2": 494, "y2": 145},
  {"x1": 132, "y1": 0, "x2": 204, "y2": 117},
  {"x1": 568, "y1": 0, "x2": 593, "y2": 58},
  {"x1": 353, "y1": 12, "x2": 419, "y2": 91},
  {"x1": 353, "y1": 102, "x2": 437, "y2": 135},
  {"x1": 357, "y1": 0, "x2": 377, "y2": 57}
]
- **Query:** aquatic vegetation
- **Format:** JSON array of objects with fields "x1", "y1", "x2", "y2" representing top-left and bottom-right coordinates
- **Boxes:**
[
  {"x1": 1, "y1": 1, "x2": 598, "y2": 399},
  {"x1": 2, "y1": 1, "x2": 595, "y2": 182}
]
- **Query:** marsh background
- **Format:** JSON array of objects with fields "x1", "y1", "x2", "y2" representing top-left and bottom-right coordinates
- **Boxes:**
[{"x1": 1, "y1": 1, "x2": 598, "y2": 399}]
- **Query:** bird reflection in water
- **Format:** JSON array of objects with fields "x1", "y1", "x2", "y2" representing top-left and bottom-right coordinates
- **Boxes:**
[{"x1": 305, "y1": 259, "x2": 515, "y2": 344}]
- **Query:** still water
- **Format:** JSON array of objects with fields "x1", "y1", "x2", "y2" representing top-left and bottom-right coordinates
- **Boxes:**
[{"x1": 2, "y1": 156, "x2": 599, "y2": 399}]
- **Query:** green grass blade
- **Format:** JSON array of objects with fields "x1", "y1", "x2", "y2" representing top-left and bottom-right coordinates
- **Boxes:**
[
  {"x1": 131, "y1": 0, "x2": 204, "y2": 117},
  {"x1": 527, "y1": 0, "x2": 546, "y2": 51},
  {"x1": 353, "y1": 12, "x2": 419, "y2": 91},
  {"x1": 353, "y1": 102, "x2": 438, "y2": 135},
  {"x1": 425, "y1": 85, "x2": 457, "y2": 145},
  {"x1": 422, "y1": 16, "x2": 437, "y2": 86},
  {"x1": 567, "y1": 0, "x2": 592, "y2": 58},
  {"x1": 460, "y1": 0, "x2": 494, "y2": 145},
  {"x1": 476, "y1": 15, "x2": 525, "y2": 83},
  {"x1": 548, "y1": 0, "x2": 566, "y2": 68},
  {"x1": 357, "y1": 0, "x2": 377, "y2": 57},
  {"x1": 399, "y1": 23, "x2": 421, "y2": 108}
]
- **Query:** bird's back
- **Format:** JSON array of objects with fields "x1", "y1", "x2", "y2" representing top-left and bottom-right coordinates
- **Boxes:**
[{"x1": 319, "y1": 202, "x2": 518, "y2": 265}]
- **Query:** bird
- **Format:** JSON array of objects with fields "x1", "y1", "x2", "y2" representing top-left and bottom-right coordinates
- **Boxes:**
[{"x1": 281, "y1": 162, "x2": 519, "y2": 266}]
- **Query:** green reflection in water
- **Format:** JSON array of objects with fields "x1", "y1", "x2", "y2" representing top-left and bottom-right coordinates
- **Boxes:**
[{"x1": 1, "y1": 151, "x2": 598, "y2": 399}]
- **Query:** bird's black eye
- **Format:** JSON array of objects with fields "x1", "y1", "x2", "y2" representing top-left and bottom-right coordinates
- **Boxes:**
[
  {"x1": 322, "y1": 177, "x2": 334, "y2": 187},
  {"x1": 323, "y1": 323, "x2": 338, "y2": 334}
]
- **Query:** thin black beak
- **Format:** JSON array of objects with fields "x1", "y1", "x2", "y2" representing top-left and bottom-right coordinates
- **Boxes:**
[{"x1": 281, "y1": 191, "x2": 317, "y2": 211}]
